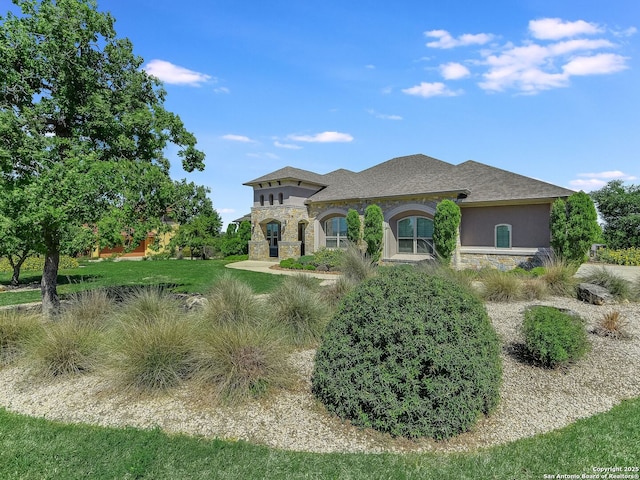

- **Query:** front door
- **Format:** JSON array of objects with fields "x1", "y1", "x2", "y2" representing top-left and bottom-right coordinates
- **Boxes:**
[
  {"x1": 298, "y1": 222, "x2": 306, "y2": 256},
  {"x1": 266, "y1": 222, "x2": 280, "y2": 257}
]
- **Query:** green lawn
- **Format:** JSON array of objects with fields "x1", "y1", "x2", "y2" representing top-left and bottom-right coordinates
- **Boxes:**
[
  {"x1": 0, "y1": 259, "x2": 283, "y2": 307},
  {"x1": 1, "y1": 397, "x2": 639, "y2": 479}
]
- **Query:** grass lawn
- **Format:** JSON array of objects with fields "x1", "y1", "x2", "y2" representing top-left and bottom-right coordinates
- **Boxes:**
[
  {"x1": 1, "y1": 397, "x2": 639, "y2": 479},
  {"x1": 0, "y1": 259, "x2": 284, "y2": 307}
]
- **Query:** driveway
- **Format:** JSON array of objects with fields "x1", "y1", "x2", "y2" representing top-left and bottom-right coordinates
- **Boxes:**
[{"x1": 576, "y1": 263, "x2": 640, "y2": 282}]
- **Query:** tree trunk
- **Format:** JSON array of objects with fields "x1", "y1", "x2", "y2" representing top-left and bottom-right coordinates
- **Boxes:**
[
  {"x1": 9, "y1": 253, "x2": 29, "y2": 286},
  {"x1": 41, "y1": 247, "x2": 60, "y2": 317}
]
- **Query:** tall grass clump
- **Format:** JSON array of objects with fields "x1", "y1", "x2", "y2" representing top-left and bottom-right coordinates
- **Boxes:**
[
  {"x1": 109, "y1": 288, "x2": 195, "y2": 390},
  {"x1": 339, "y1": 243, "x2": 376, "y2": 283},
  {"x1": 268, "y1": 276, "x2": 328, "y2": 346},
  {"x1": 191, "y1": 322, "x2": 292, "y2": 403},
  {"x1": 480, "y1": 269, "x2": 522, "y2": 302},
  {"x1": 29, "y1": 316, "x2": 103, "y2": 377},
  {"x1": 581, "y1": 267, "x2": 632, "y2": 300},
  {"x1": 0, "y1": 310, "x2": 43, "y2": 366},
  {"x1": 633, "y1": 275, "x2": 640, "y2": 302},
  {"x1": 593, "y1": 310, "x2": 630, "y2": 339},
  {"x1": 522, "y1": 306, "x2": 590, "y2": 368},
  {"x1": 520, "y1": 277, "x2": 549, "y2": 300},
  {"x1": 320, "y1": 276, "x2": 355, "y2": 309},
  {"x1": 540, "y1": 256, "x2": 578, "y2": 297},
  {"x1": 62, "y1": 289, "x2": 113, "y2": 328},
  {"x1": 202, "y1": 273, "x2": 262, "y2": 325}
]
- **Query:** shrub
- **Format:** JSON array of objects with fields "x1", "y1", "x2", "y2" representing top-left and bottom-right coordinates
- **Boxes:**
[
  {"x1": 191, "y1": 322, "x2": 292, "y2": 403},
  {"x1": 279, "y1": 258, "x2": 296, "y2": 269},
  {"x1": 480, "y1": 269, "x2": 522, "y2": 302},
  {"x1": 298, "y1": 255, "x2": 316, "y2": 266},
  {"x1": 433, "y1": 199, "x2": 461, "y2": 264},
  {"x1": 29, "y1": 317, "x2": 103, "y2": 377},
  {"x1": 346, "y1": 209, "x2": 362, "y2": 245},
  {"x1": 593, "y1": 310, "x2": 630, "y2": 339},
  {"x1": 363, "y1": 204, "x2": 384, "y2": 262},
  {"x1": 62, "y1": 289, "x2": 113, "y2": 329},
  {"x1": 581, "y1": 267, "x2": 632, "y2": 300},
  {"x1": 520, "y1": 277, "x2": 549, "y2": 300},
  {"x1": 522, "y1": 306, "x2": 590, "y2": 368},
  {"x1": 539, "y1": 256, "x2": 578, "y2": 297},
  {"x1": 0, "y1": 255, "x2": 79, "y2": 274},
  {"x1": 312, "y1": 248, "x2": 343, "y2": 270},
  {"x1": 0, "y1": 310, "x2": 43, "y2": 366},
  {"x1": 596, "y1": 247, "x2": 640, "y2": 266},
  {"x1": 320, "y1": 276, "x2": 355, "y2": 309},
  {"x1": 550, "y1": 192, "x2": 600, "y2": 264},
  {"x1": 202, "y1": 274, "x2": 261, "y2": 325},
  {"x1": 312, "y1": 267, "x2": 502, "y2": 440},
  {"x1": 339, "y1": 243, "x2": 376, "y2": 283},
  {"x1": 268, "y1": 276, "x2": 328, "y2": 346},
  {"x1": 116, "y1": 287, "x2": 181, "y2": 325}
]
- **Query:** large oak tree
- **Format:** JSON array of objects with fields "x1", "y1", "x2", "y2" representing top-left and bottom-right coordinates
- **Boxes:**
[{"x1": 0, "y1": 0, "x2": 205, "y2": 314}]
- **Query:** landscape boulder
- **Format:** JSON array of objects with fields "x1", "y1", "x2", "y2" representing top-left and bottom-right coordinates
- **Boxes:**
[{"x1": 577, "y1": 283, "x2": 613, "y2": 305}]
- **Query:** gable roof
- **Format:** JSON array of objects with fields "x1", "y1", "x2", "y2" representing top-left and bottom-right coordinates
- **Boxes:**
[{"x1": 244, "y1": 154, "x2": 574, "y2": 204}]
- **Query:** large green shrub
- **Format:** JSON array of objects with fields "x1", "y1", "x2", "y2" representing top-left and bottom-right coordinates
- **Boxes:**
[
  {"x1": 312, "y1": 267, "x2": 502, "y2": 439},
  {"x1": 363, "y1": 204, "x2": 383, "y2": 262},
  {"x1": 346, "y1": 209, "x2": 362, "y2": 245},
  {"x1": 433, "y1": 199, "x2": 461, "y2": 263},
  {"x1": 550, "y1": 193, "x2": 600, "y2": 264},
  {"x1": 522, "y1": 306, "x2": 589, "y2": 368}
]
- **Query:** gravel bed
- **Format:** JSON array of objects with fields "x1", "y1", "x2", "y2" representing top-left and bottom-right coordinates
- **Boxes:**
[{"x1": 0, "y1": 297, "x2": 638, "y2": 454}]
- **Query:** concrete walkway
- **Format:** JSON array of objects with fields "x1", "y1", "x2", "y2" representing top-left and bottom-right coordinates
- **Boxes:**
[
  {"x1": 225, "y1": 260, "x2": 340, "y2": 283},
  {"x1": 576, "y1": 263, "x2": 640, "y2": 282}
]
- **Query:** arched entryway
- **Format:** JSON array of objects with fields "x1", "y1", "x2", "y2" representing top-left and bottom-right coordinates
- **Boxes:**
[{"x1": 266, "y1": 221, "x2": 281, "y2": 257}]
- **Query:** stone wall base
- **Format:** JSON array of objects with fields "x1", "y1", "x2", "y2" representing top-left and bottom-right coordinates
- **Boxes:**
[{"x1": 458, "y1": 252, "x2": 546, "y2": 271}]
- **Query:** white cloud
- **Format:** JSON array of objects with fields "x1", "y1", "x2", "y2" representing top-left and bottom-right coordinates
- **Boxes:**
[
  {"x1": 365, "y1": 64, "x2": 376, "y2": 69},
  {"x1": 529, "y1": 18, "x2": 603, "y2": 40},
  {"x1": 563, "y1": 53, "x2": 628, "y2": 76},
  {"x1": 218, "y1": 208, "x2": 237, "y2": 214},
  {"x1": 425, "y1": 29, "x2": 494, "y2": 49},
  {"x1": 367, "y1": 109, "x2": 403, "y2": 120},
  {"x1": 248, "y1": 152, "x2": 279, "y2": 160},
  {"x1": 274, "y1": 141, "x2": 303, "y2": 149},
  {"x1": 287, "y1": 131, "x2": 354, "y2": 143},
  {"x1": 144, "y1": 59, "x2": 212, "y2": 86},
  {"x1": 222, "y1": 134, "x2": 255, "y2": 143},
  {"x1": 569, "y1": 171, "x2": 637, "y2": 191},
  {"x1": 402, "y1": 82, "x2": 461, "y2": 98},
  {"x1": 440, "y1": 62, "x2": 470, "y2": 80},
  {"x1": 214, "y1": 86, "x2": 230, "y2": 94},
  {"x1": 612, "y1": 26, "x2": 637, "y2": 38}
]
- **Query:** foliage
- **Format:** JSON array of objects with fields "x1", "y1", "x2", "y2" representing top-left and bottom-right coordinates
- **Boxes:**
[
  {"x1": 581, "y1": 267, "x2": 632, "y2": 300},
  {"x1": 320, "y1": 276, "x2": 355, "y2": 309},
  {"x1": 0, "y1": 310, "x2": 43, "y2": 365},
  {"x1": 346, "y1": 209, "x2": 362, "y2": 245},
  {"x1": 363, "y1": 204, "x2": 384, "y2": 262},
  {"x1": 311, "y1": 248, "x2": 344, "y2": 270},
  {"x1": 522, "y1": 306, "x2": 590, "y2": 368},
  {"x1": 191, "y1": 321, "x2": 292, "y2": 403},
  {"x1": 433, "y1": 199, "x2": 461, "y2": 264},
  {"x1": 0, "y1": 0, "x2": 205, "y2": 313},
  {"x1": 339, "y1": 243, "x2": 376, "y2": 283},
  {"x1": 550, "y1": 193, "x2": 600, "y2": 264},
  {"x1": 62, "y1": 288, "x2": 113, "y2": 329},
  {"x1": 591, "y1": 180, "x2": 640, "y2": 249},
  {"x1": 520, "y1": 277, "x2": 550, "y2": 300},
  {"x1": 267, "y1": 276, "x2": 328, "y2": 346},
  {"x1": 596, "y1": 247, "x2": 640, "y2": 266},
  {"x1": 480, "y1": 269, "x2": 523, "y2": 302},
  {"x1": 0, "y1": 255, "x2": 79, "y2": 275},
  {"x1": 312, "y1": 267, "x2": 502, "y2": 439},
  {"x1": 593, "y1": 310, "x2": 630, "y2": 339},
  {"x1": 539, "y1": 256, "x2": 578, "y2": 297},
  {"x1": 201, "y1": 274, "x2": 262, "y2": 325},
  {"x1": 219, "y1": 221, "x2": 251, "y2": 257},
  {"x1": 60, "y1": 224, "x2": 97, "y2": 257}
]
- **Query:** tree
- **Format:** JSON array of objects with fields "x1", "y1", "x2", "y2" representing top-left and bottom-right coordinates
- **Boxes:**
[
  {"x1": 550, "y1": 198, "x2": 569, "y2": 259},
  {"x1": 363, "y1": 204, "x2": 383, "y2": 262},
  {"x1": 0, "y1": 0, "x2": 205, "y2": 314},
  {"x1": 591, "y1": 180, "x2": 640, "y2": 249},
  {"x1": 550, "y1": 192, "x2": 600, "y2": 263},
  {"x1": 346, "y1": 209, "x2": 361, "y2": 246},
  {"x1": 219, "y1": 221, "x2": 251, "y2": 257},
  {"x1": 433, "y1": 199, "x2": 461, "y2": 264}
]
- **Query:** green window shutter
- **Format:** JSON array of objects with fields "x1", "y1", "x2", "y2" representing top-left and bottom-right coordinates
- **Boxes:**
[{"x1": 496, "y1": 225, "x2": 510, "y2": 248}]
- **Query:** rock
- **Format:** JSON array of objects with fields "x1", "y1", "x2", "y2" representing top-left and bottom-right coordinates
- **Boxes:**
[
  {"x1": 577, "y1": 283, "x2": 613, "y2": 305},
  {"x1": 316, "y1": 264, "x2": 329, "y2": 272}
]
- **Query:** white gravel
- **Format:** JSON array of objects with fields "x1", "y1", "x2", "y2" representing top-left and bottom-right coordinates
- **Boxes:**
[{"x1": 1, "y1": 296, "x2": 639, "y2": 454}]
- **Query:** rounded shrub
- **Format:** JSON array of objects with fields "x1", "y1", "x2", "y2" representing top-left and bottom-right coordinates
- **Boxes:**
[
  {"x1": 522, "y1": 306, "x2": 589, "y2": 368},
  {"x1": 312, "y1": 267, "x2": 502, "y2": 439}
]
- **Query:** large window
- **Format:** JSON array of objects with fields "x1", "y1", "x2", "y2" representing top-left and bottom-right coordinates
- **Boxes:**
[
  {"x1": 398, "y1": 216, "x2": 434, "y2": 254},
  {"x1": 324, "y1": 217, "x2": 348, "y2": 248},
  {"x1": 495, "y1": 224, "x2": 511, "y2": 248}
]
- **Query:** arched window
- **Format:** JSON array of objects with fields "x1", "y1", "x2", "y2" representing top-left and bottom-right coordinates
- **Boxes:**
[
  {"x1": 269, "y1": 194, "x2": 274, "y2": 206},
  {"x1": 495, "y1": 224, "x2": 511, "y2": 248},
  {"x1": 397, "y1": 216, "x2": 434, "y2": 254},
  {"x1": 278, "y1": 192, "x2": 283, "y2": 205},
  {"x1": 259, "y1": 194, "x2": 264, "y2": 206},
  {"x1": 324, "y1": 217, "x2": 348, "y2": 248}
]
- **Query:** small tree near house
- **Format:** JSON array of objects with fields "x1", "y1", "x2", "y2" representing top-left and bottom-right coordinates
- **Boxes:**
[
  {"x1": 550, "y1": 192, "x2": 600, "y2": 264},
  {"x1": 363, "y1": 205, "x2": 383, "y2": 262},
  {"x1": 433, "y1": 199, "x2": 461, "y2": 264},
  {"x1": 346, "y1": 209, "x2": 362, "y2": 246}
]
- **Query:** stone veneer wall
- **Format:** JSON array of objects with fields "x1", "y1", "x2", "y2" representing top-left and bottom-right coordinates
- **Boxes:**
[
  {"x1": 457, "y1": 251, "x2": 548, "y2": 271},
  {"x1": 249, "y1": 205, "x2": 310, "y2": 260}
]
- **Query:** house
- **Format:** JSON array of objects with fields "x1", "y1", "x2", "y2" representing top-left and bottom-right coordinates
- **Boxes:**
[{"x1": 243, "y1": 154, "x2": 575, "y2": 269}]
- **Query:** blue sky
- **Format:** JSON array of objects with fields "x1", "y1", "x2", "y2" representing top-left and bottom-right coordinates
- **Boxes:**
[{"x1": 14, "y1": 1, "x2": 640, "y2": 227}]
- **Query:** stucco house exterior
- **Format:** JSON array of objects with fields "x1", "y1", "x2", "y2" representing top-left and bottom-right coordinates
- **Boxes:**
[{"x1": 243, "y1": 154, "x2": 574, "y2": 269}]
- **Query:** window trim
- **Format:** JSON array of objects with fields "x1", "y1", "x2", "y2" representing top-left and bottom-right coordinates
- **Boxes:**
[
  {"x1": 397, "y1": 216, "x2": 434, "y2": 254},
  {"x1": 495, "y1": 224, "x2": 512, "y2": 249},
  {"x1": 324, "y1": 216, "x2": 348, "y2": 249}
]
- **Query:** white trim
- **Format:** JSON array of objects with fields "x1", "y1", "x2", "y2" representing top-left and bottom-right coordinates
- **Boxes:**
[
  {"x1": 495, "y1": 223, "x2": 512, "y2": 249},
  {"x1": 384, "y1": 202, "x2": 436, "y2": 222},
  {"x1": 459, "y1": 246, "x2": 538, "y2": 255}
]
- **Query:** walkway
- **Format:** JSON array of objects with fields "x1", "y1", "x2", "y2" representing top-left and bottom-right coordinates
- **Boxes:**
[{"x1": 225, "y1": 260, "x2": 340, "y2": 283}]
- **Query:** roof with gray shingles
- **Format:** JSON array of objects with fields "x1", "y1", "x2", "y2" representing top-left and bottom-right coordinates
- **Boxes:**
[{"x1": 244, "y1": 154, "x2": 575, "y2": 204}]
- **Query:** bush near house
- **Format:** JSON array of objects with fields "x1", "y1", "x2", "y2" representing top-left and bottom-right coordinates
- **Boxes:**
[
  {"x1": 312, "y1": 267, "x2": 502, "y2": 439},
  {"x1": 0, "y1": 255, "x2": 79, "y2": 274},
  {"x1": 596, "y1": 247, "x2": 640, "y2": 266}
]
